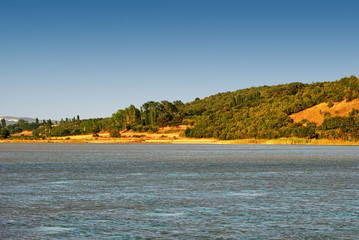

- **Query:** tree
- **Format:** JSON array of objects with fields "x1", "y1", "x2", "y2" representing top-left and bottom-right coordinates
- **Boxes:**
[
  {"x1": 173, "y1": 114, "x2": 183, "y2": 125},
  {"x1": 112, "y1": 111, "x2": 124, "y2": 130},
  {"x1": 45, "y1": 119, "x2": 52, "y2": 137},
  {"x1": 77, "y1": 115, "x2": 80, "y2": 121},
  {"x1": 1, "y1": 118, "x2": 5, "y2": 128},
  {"x1": 157, "y1": 115, "x2": 168, "y2": 127},
  {"x1": 125, "y1": 105, "x2": 141, "y2": 127},
  {"x1": 35, "y1": 118, "x2": 39, "y2": 125},
  {"x1": 173, "y1": 100, "x2": 184, "y2": 108}
]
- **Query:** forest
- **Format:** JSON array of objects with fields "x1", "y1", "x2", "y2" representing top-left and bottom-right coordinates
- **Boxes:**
[{"x1": 1, "y1": 75, "x2": 359, "y2": 141}]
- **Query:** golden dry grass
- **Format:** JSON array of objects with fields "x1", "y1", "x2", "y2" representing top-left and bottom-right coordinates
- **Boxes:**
[
  {"x1": 290, "y1": 99, "x2": 359, "y2": 125},
  {"x1": 11, "y1": 130, "x2": 33, "y2": 136}
]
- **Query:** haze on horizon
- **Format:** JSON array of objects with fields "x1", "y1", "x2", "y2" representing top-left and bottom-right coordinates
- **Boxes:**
[{"x1": 1, "y1": 0, "x2": 358, "y2": 120}]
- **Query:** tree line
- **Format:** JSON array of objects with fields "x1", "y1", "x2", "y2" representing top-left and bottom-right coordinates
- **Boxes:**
[{"x1": 110, "y1": 101, "x2": 184, "y2": 136}]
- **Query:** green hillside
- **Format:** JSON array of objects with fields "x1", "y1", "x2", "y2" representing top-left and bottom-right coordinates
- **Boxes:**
[
  {"x1": 183, "y1": 75, "x2": 359, "y2": 140},
  {"x1": 108, "y1": 75, "x2": 359, "y2": 141}
]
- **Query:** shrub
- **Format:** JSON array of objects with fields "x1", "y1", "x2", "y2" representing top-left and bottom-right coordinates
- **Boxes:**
[
  {"x1": 0, "y1": 128, "x2": 10, "y2": 139},
  {"x1": 110, "y1": 129, "x2": 121, "y2": 138},
  {"x1": 184, "y1": 127, "x2": 191, "y2": 136}
]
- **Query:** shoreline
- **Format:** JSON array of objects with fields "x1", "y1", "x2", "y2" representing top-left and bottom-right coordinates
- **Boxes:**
[
  {"x1": 3, "y1": 125, "x2": 359, "y2": 146},
  {"x1": 2, "y1": 136, "x2": 359, "y2": 145}
]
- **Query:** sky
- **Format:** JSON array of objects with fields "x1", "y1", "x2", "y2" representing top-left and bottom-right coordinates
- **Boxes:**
[{"x1": 1, "y1": 0, "x2": 359, "y2": 120}]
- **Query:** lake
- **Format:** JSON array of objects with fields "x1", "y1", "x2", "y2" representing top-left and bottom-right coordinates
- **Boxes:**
[{"x1": 1, "y1": 143, "x2": 359, "y2": 239}]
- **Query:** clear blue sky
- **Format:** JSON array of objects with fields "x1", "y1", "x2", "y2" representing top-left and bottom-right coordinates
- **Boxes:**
[{"x1": 1, "y1": 0, "x2": 358, "y2": 120}]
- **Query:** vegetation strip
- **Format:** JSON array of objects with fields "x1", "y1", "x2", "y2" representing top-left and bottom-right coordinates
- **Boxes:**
[{"x1": 2, "y1": 76, "x2": 359, "y2": 143}]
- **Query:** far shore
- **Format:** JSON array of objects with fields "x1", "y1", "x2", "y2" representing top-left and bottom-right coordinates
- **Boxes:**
[
  {"x1": 2, "y1": 126, "x2": 359, "y2": 145},
  {"x1": 2, "y1": 133, "x2": 359, "y2": 146}
]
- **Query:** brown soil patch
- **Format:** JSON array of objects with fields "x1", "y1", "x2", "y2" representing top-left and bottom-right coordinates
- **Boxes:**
[{"x1": 290, "y1": 99, "x2": 359, "y2": 125}]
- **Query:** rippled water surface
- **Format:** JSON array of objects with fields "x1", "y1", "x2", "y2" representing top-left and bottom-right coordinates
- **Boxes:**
[{"x1": 1, "y1": 143, "x2": 359, "y2": 239}]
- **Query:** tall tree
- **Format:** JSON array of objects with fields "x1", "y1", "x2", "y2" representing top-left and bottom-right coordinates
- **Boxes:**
[
  {"x1": 112, "y1": 111, "x2": 124, "y2": 130},
  {"x1": 0, "y1": 118, "x2": 6, "y2": 128},
  {"x1": 45, "y1": 119, "x2": 52, "y2": 137}
]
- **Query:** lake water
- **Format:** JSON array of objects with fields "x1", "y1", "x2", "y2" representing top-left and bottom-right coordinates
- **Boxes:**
[{"x1": 1, "y1": 143, "x2": 359, "y2": 239}]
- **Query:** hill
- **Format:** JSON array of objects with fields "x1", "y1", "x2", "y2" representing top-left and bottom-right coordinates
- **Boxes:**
[
  {"x1": 0, "y1": 116, "x2": 37, "y2": 125},
  {"x1": 183, "y1": 75, "x2": 359, "y2": 140}
]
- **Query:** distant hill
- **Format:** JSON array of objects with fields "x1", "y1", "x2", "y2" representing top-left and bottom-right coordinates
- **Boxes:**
[{"x1": 0, "y1": 116, "x2": 37, "y2": 125}]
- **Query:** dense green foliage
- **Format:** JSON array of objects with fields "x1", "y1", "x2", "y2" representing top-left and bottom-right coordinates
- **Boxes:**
[
  {"x1": 110, "y1": 101, "x2": 184, "y2": 135},
  {"x1": 184, "y1": 75, "x2": 359, "y2": 140},
  {"x1": 32, "y1": 118, "x2": 112, "y2": 137},
  {"x1": 319, "y1": 109, "x2": 359, "y2": 140}
]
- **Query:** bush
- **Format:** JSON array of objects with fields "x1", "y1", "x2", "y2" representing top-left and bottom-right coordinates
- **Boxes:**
[
  {"x1": 110, "y1": 129, "x2": 121, "y2": 138},
  {"x1": 0, "y1": 128, "x2": 10, "y2": 139},
  {"x1": 184, "y1": 127, "x2": 191, "y2": 136}
]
